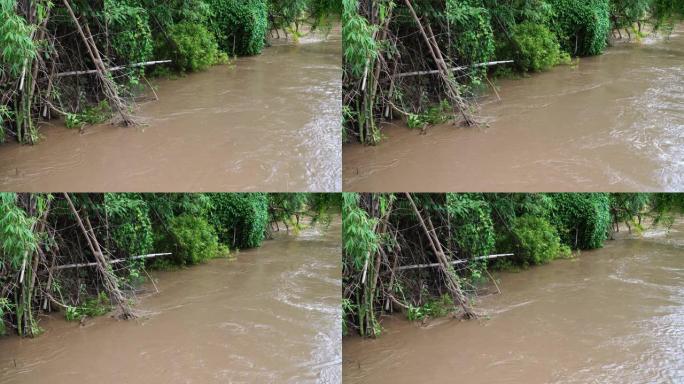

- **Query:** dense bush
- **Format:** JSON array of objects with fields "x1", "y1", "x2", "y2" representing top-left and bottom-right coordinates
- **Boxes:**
[
  {"x1": 549, "y1": 193, "x2": 611, "y2": 249},
  {"x1": 209, "y1": 193, "x2": 269, "y2": 249},
  {"x1": 207, "y1": 0, "x2": 269, "y2": 56},
  {"x1": 446, "y1": 193, "x2": 495, "y2": 258},
  {"x1": 510, "y1": 215, "x2": 570, "y2": 265},
  {"x1": 105, "y1": 0, "x2": 154, "y2": 65},
  {"x1": 446, "y1": 0, "x2": 496, "y2": 69},
  {"x1": 548, "y1": 0, "x2": 611, "y2": 56},
  {"x1": 510, "y1": 22, "x2": 565, "y2": 72},
  {"x1": 165, "y1": 214, "x2": 221, "y2": 265},
  {"x1": 104, "y1": 194, "x2": 154, "y2": 257},
  {"x1": 163, "y1": 22, "x2": 222, "y2": 72}
]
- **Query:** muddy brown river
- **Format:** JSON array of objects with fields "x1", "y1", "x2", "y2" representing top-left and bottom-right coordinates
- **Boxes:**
[
  {"x1": 0, "y1": 219, "x2": 341, "y2": 383},
  {"x1": 343, "y1": 219, "x2": 684, "y2": 383},
  {"x1": 0, "y1": 31, "x2": 341, "y2": 192},
  {"x1": 344, "y1": 27, "x2": 684, "y2": 192}
]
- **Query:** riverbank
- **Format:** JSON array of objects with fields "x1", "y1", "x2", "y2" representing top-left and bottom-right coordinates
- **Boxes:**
[
  {"x1": 0, "y1": 217, "x2": 341, "y2": 383},
  {"x1": 343, "y1": 217, "x2": 683, "y2": 383},
  {"x1": 0, "y1": 28, "x2": 341, "y2": 192},
  {"x1": 343, "y1": 25, "x2": 683, "y2": 192}
]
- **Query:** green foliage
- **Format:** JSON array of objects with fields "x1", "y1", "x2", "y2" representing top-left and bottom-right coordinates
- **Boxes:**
[
  {"x1": 548, "y1": 0, "x2": 610, "y2": 56},
  {"x1": 0, "y1": 193, "x2": 37, "y2": 269},
  {"x1": 104, "y1": 194, "x2": 154, "y2": 257},
  {"x1": 0, "y1": 0, "x2": 36, "y2": 78},
  {"x1": 65, "y1": 292, "x2": 111, "y2": 321},
  {"x1": 0, "y1": 298, "x2": 12, "y2": 336},
  {"x1": 549, "y1": 193, "x2": 611, "y2": 249},
  {"x1": 510, "y1": 22, "x2": 564, "y2": 72},
  {"x1": 105, "y1": 0, "x2": 154, "y2": 65},
  {"x1": 164, "y1": 22, "x2": 222, "y2": 72},
  {"x1": 406, "y1": 294, "x2": 455, "y2": 321},
  {"x1": 406, "y1": 100, "x2": 452, "y2": 130},
  {"x1": 342, "y1": 0, "x2": 377, "y2": 78},
  {"x1": 207, "y1": 0, "x2": 269, "y2": 56},
  {"x1": 64, "y1": 101, "x2": 112, "y2": 129},
  {"x1": 164, "y1": 214, "x2": 221, "y2": 265},
  {"x1": 446, "y1": 193, "x2": 495, "y2": 258},
  {"x1": 342, "y1": 193, "x2": 378, "y2": 270},
  {"x1": 509, "y1": 215, "x2": 570, "y2": 265},
  {"x1": 209, "y1": 193, "x2": 269, "y2": 249},
  {"x1": 446, "y1": 0, "x2": 495, "y2": 70}
]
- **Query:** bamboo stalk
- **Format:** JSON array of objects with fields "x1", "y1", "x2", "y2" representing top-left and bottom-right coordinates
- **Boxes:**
[
  {"x1": 395, "y1": 253, "x2": 514, "y2": 271},
  {"x1": 394, "y1": 60, "x2": 515, "y2": 78},
  {"x1": 52, "y1": 60, "x2": 172, "y2": 78},
  {"x1": 51, "y1": 253, "x2": 172, "y2": 271}
]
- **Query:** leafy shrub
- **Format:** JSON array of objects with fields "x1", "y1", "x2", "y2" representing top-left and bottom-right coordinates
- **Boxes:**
[
  {"x1": 510, "y1": 215, "x2": 570, "y2": 265},
  {"x1": 65, "y1": 101, "x2": 112, "y2": 129},
  {"x1": 548, "y1": 0, "x2": 610, "y2": 56},
  {"x1": 65, "y1": 292, "x2": 111, "y2": 321},
  {"x1": 446, "y1": 193, "x2": 495, "y2": 258},
  {"x1": 165, "y1": 214, "x2": 221, "y2": 265},
  {"x1": 446, "y1": 0, "x2": 495, "y2": 70},
  {"x1": 510, "y1": 22, "x2": 563, "y2": 72},
  {"x1": 407, "y1": 294, "x2": 454, "y2": 321},
  {"x1": 407, "y1": 100, "x2": 452, "y2": 130},
  {"x1": 104, "y1": 194, "x2": 154, "y2": 257},
  {"x1": 163, "y1": 22, "x2": 221, "y2": 72},
  {"x1": 104, "y1": 0, "x2": 154, "y2": 65},
  {"x1": 549, "y1": 193, "x2": 611, "y2": 249},
  {"x1": 0, "y1": 0, "x2": 36, "y2": 78},
  {"x1": 342, "y1": 0, "x2": 377, "y2": 78},
  {"x1": 207, "y1": 0, "x2": 268, "y2": 56},
  {"x1": 209, "y1": 193, "x2": 269, "y2": 249}
]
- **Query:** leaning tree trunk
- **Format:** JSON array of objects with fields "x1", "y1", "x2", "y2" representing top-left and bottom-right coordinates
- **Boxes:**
[
  {"x1": 62, "y1": 0, "x2": 135, "y2": 126},
  {"x1": 404, "y1": 193, "x2": 477, "y2": 319},
  {"x1": 63, "y1": 193, "x2": 135, "y2": 319}
]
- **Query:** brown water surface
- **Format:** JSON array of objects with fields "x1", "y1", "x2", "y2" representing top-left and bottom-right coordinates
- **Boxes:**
[
  {"x1": 344, "y1": 28, "x2": 684, "y2": 191},
  {"x1": 344, "y1": 219, "x2": 684, "y2": 383},
  {"x1": 0, "y1": 31, "x2": 341, "y2": 192},
  {"x1": 0, "y1": 219, "x2": 341, "y2": 383}
]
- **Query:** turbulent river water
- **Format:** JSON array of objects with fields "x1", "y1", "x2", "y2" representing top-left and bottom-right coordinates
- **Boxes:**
[
  {"x1": 344, "y1": 27, "x2": 684, "y2": 192},
  {"x1": 0, "y1": 219, "x2": 341, "y2": 383},
  {"x1": 343, "y1": 218, "x2": 684, "y2": 383},
  {"x1": 0, "y1": 30, "x2": 341, "y2": 192}
]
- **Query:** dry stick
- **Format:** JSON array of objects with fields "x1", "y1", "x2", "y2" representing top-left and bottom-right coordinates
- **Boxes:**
[
  {"x1": 403, "y1": 193, "x2": 476, "y2": 318},
  {"x1": 62, "y1": 193, "x2": 134, "y2": 319}
]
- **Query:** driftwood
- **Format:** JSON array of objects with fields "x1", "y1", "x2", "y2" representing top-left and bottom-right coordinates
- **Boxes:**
[
  {"x1": 51, "y1": 253, "x2": 173, "y2": 271},
  {"x1": 394, "y1": 60, "x2": 515, "y2": 78},
  {"x1": 396, "y1": 253, "x2": 514, "y2": 271},
  {"x1": 53, "y1": 60, "x2": 172, "y2": 78}
]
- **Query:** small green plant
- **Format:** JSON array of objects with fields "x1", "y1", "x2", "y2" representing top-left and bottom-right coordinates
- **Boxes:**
[
  {"x1": 65, "y1": 101, "x2": 112, "y2": 129},
  {"x1": 407, "y1": 100, "x2": 452, "y2": 129},
  {"x1": 0, "y1": 298, "x2": 13, "y2": 336},
  {"x1": 65, "y1": 292, "x2": 111, "y2": 321},
  {"x1": 406, "y1": 294, "x2": 455, "y2": 322}
]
